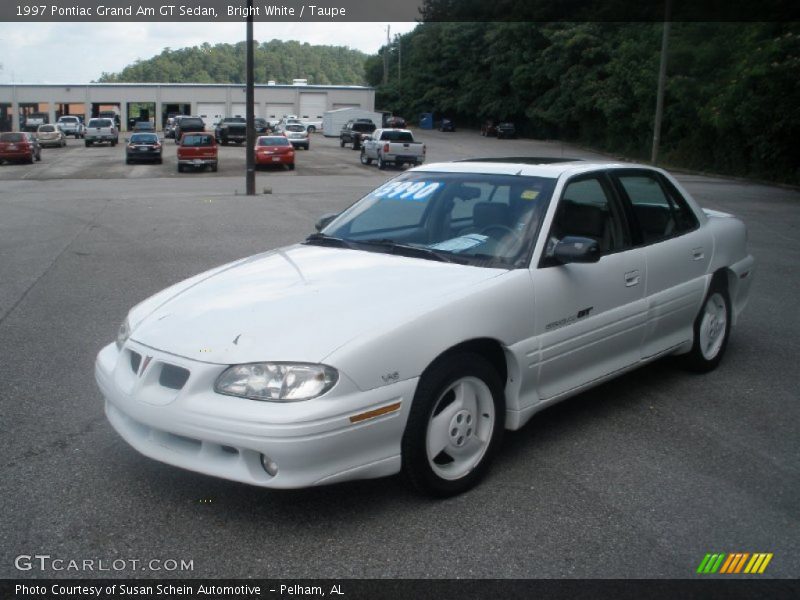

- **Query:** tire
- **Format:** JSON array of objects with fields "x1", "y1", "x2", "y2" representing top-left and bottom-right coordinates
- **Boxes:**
[
  {"x1": 157, "y1": 157, "x2": 163, "y2": 164},
  {"x1": 177, "y1": 164, "x2": 184, "y2": 173},
  {"x1": 288, "y1": 163, "x2": 295, "y2": 171},
  {"x1": 360, "y1": 149, "x2": 372, "y2": 165},
  {"x1": 377, "y1": 154, "x2": 387, "y2": 170},
  {"x1": 340, "y1": 138, "x2": 345, "y2": 147},
  {"x1": 28, "y1": 151, "x2": 35, "y2": 164},
  {"x1": 402, "y1": 352, "x2": 505, "y2": 497},
  {"x1": 211, "y1": 163, "x2": 218, "y2": 172},
  {"x1": 681, "y1": 278, "x2": 732, "y2": 373},
  {"x1": 85, "y1": 140, "x2": 91, "y2": 147},
  {"x1": 352, "y1": 141, "x2": 360, "y2": 150},
  {"x1": 307, "y1": 126, "x2": 316, "y2": 134},
  {"x1": 111, "y1": 139, "x2": 117, "y2": 147}
]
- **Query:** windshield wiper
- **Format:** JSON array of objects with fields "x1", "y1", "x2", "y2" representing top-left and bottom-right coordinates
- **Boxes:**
[
  {"x1": 304, "y1": 233, "x2": 358, "y2": 249},
  {"x1": 353, "y1": 239, "x2": 457, "y2": 263}
]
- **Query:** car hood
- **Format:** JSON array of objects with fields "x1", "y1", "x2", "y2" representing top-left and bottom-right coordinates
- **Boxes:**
[{"x1": 129, "y1": 244, "x2": 506, "y2": 365}]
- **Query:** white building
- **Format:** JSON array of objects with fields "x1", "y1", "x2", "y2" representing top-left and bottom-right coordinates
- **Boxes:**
[{"x1": 0, "y1": 83, "x2": 375, "y2": 132}]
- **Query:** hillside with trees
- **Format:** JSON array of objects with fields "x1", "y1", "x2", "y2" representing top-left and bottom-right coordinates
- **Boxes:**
[
  {"x1": 98, "y1": 40, "x2": 367, "y2": 85},
  {"x1": 368, "y1": 22, "x2": 799, "y2": 184}
]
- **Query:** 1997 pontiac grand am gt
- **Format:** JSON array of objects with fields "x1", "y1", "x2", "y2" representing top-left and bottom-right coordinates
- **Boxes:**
[{"x1": 96, "y1": 159, "x2": 754, "y2": 496}]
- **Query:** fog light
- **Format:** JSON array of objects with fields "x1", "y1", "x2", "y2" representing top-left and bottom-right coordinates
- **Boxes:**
[{"x1": 261, "y1": 454, "x2": 279, "y2": 476}]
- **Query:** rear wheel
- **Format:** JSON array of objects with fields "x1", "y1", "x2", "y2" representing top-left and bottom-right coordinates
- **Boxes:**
[
  {"x1": 360, "y1": 149, "x2": 372, "y2": 165},
  {"x1": 288, "y1": 163, "x2": 295, "y2": 171},
  {"x1": 28, "y1": 151, "x2": 35, "y2": 164},
  {"x1": 402, "y1": 353, "x2": 504, "y2": 497},
  {"x1": 340, "y1": 138, "x2": 345, "y2": 147},
  {"x1": 85, "y1": 140, "x2": 91, "y2": 147},
  {"x1": 307, "y1": 126, "x2": 316, "y2": 134},
  {"x1": 377, "y1": 154, "x2": 387, "y2": 170},
  {"x1": 210, "y1": 163, "x2": 218, "y2": 173},
  {"x1": 177, "y1": 164, "x2": 184, "y2": 173},
  {"x1": 682, "y1": 278, "x2": 731, "y2": 373}
]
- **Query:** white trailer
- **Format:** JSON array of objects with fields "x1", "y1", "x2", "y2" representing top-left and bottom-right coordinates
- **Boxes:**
[{"x1": 322, "y1": 107, "x2": 383, "y2": 138}]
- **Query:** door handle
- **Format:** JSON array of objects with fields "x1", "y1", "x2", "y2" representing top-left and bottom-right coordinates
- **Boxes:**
[
  {"x1": 624, "y1": 270, "x2": 640, "y2": 287},
  {"x1": 691, "y1": 247, "x2": 705, "y2": 260}
]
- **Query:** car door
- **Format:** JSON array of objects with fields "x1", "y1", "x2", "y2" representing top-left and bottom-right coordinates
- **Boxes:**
[
  {"x1": 610, "y1": 169, "x2": 711, "y2": 359},
  {"x1": 532, "y1": 172, "x2": 648, "y2": 401}
]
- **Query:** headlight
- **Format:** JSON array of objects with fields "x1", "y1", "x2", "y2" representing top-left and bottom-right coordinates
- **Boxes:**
[
  {"x1": 115, "y1": 317, "x2": 131, "y2": 350},
  {"x1": 215, "y1": 363, "x2": 338, "y2": 402}
]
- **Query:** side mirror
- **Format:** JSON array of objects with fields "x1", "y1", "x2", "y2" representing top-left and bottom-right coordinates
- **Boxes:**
[
  {"x1": 315, "y1": 212, "x2": 339, "y2": 232},
  {"x1": 553, "y1": 236, "x2": 601, "y2": 264}
]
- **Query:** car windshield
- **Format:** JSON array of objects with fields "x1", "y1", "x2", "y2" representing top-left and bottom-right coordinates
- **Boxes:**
[
  {"x1": 317, "y1": 171, "x2": 557, "y2": 268},
  {"x1": 381, "y1": 130, "x2": 413, "y2": 142},
  {"x1": 258, "y1": 137, "x2": 289, "y2": 146},
  {"x1": 130, "y1": 133, "x2": 158, "y2": 143},
  {"x1": 88, "y1": 119, "x2": 112, "y2": 128},
  {"x1": 0, "y1": 133, "x2": 24, "y2": 142},
  {"x1": 182, "y1": 134, "x2": 214, "y2": 146}
]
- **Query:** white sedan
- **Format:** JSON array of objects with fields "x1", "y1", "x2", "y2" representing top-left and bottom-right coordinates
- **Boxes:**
[{"x1": 95, "y1": 159, "x2": 755, "y2": 496}]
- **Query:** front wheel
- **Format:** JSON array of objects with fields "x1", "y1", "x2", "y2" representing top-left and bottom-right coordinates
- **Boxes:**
[
  {"x1": 402, "y1": 353, "x2": 504, "y2": 497},
  {"x1": 682, "y1": 279, "x2": 731, "y2": 373}
]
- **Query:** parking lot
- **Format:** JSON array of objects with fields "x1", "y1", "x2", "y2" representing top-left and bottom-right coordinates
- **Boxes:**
[{"x1": 1, "y1": 128, "x2": 798, "y2": 579}]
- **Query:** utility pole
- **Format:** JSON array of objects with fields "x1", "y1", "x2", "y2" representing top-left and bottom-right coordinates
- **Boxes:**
[
  {"x1": 245, "y1": 0, "x2": 255, "y2": 195},
  {"x1": 397, "y1": 34, "x2": 402, "y2": 82},
  {"x1": 382, "y1": 24, "x2": 390, "y2": 85},
  {"x1": 651, "y1": 0, "x2": 671, "y2": 165}
]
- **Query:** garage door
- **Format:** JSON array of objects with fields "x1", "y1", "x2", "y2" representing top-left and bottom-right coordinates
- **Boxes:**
[
  {"x1": 265, "y1": 103, "x2": 295, "y2": 121},
  {"x1": 299, "y1": 93, "x2": 327, "y2": 120},
  {"x1": 197, "y1": 103, "x2": 225, "y2": 128},
  {"x1": 231, "y1": 103, "x2": 247, "y2": 118}
]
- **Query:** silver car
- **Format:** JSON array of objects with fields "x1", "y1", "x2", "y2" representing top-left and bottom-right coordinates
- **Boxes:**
[
  {"x1": 56, "y1": 116, "x2": 85, "y2": 138},
  {"x1": 36, "y1": 124, "x2": 67, "y2": 148}
]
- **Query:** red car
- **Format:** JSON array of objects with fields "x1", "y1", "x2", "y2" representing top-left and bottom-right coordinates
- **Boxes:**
[
  {"x1": 255, "y1": 135, "x2": 295, "y2": 170},
  {"x1": 0, "y1": 132, "x2": 42, "y2": 163},
  {"x1": 177, "y1": 132, "x2": 217, "y2": 172}
]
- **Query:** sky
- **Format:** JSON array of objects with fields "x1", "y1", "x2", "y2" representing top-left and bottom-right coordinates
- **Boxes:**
[{"x1": 0, "y1": 22, "x2": 418, "y2": 84}]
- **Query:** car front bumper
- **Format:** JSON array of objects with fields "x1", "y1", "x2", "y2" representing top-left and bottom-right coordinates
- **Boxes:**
[{"x1": 95, "y1": 342, "x2": 416, "y2": 488}]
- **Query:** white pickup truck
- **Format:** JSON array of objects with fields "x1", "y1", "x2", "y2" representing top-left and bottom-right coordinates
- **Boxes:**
[{"x1": 360, "y1": 128, "x2": 425, "y2": 170}]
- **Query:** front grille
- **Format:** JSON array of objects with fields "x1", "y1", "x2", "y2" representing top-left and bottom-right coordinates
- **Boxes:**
[{"x1": 159, "y1": 364, "x2": 190, "y2": 390}]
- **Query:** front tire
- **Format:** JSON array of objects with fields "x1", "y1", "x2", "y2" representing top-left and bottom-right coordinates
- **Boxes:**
[
  {"x1": 682, "y1": 279, "x2": 731, "y2": 373},
  {"x1": 402, "y1": 353, "x2": 504, "y2": 497}
]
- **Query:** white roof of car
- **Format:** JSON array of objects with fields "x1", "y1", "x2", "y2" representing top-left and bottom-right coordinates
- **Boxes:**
[{"x1": 414, "y1": 159, "x2": 645, "y2": 179}]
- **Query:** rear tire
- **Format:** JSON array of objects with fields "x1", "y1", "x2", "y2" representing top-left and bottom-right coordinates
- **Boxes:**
[
  {"x1": 402, "y1": 352, "x2": 505, "y2": 497},
  {"x1": 340, "y1": 138, "x2": 345, "y2": 147},
  {"x1": 377, "y1": 154, "x2": 387, "y2": 170},
  {"x1": 307, "y1": 126, "x2": 316, "y2": 134},
  {"x1": 681, "y1": 278, "x2": 731, "y2": 373},
  {"x1": 288, "y1": 163, "x2": 295, "y2": 171},
  {"x1": 360, "y1": 149, "x2": 372, "y2": 165},
  {"x1": 85, "y1": 140, "x2": 91, "y2": 147}
]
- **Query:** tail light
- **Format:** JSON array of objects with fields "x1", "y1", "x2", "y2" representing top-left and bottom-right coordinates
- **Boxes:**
[{"x1": 383, "y1": 143, "x2": 390, "y2": 153}]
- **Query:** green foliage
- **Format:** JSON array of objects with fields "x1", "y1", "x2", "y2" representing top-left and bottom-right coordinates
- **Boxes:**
[
  {"x1": 98, "y1": 40, "x2": 368, "y2": 86},
  {"x1": 374, "y1": 22, "x2": 800, "y2": 184}
]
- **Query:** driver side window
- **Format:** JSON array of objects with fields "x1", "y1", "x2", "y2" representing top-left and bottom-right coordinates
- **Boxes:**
[{"x1": 544, "y1": 175, "x2": 629, "y2": 261}]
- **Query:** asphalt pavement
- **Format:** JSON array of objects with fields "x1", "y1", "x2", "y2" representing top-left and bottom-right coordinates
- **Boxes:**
[{"x1": 1, "y1": 130, "x2": 798, "y2": 579}]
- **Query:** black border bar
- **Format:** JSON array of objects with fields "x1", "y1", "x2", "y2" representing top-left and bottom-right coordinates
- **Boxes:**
[
  {"x1": 1, "y1": 0, "x2": 799, "y2": 22},
  {"x1": 3, "y1": 579, "x2": 800, "y2": 600}
]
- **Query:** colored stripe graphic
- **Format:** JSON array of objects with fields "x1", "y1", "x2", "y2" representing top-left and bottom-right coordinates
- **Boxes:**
[{"x1": 699, "y1": 552, "x2": 773, "y2": 574}]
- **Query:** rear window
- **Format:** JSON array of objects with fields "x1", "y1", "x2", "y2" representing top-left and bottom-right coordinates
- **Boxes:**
[
  {"x1": 88, "y1": 119, "x2": 113, "y2": 128},
  {"x1": 258, "y1": 137, "x2": 289, "y2": 146},
  {"x1": 181, "y1": 134, "x2": 214, "y2": 146},
  {"x1": 180, "y1": 118, "x2": 204, "y2": 128},
  {"x1": 0, "y1": 133, "x2": 25, "y2": 142},
  {"x1": 353, "y1": 123, "x2": 376, "y2": 132},
  {"x1": 59, "y1": 117, "x2": 78, "y2": 123},
  {"x1": 130, "y1": 133, "x2": 158, "y2": 143},
  {"x1": 39, "y1": 125, "x2": 56, "y2": 132},
  {"x1": 381, "y1": 130, "x2": 414, "y2": 142},
  {"x1": 285, "y1": 125, "x2": 305, "y2": 132}
]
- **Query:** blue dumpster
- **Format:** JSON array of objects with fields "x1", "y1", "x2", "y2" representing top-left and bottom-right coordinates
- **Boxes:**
[{"x1": 419, "y1": 112, "x2": 433, "y2": 130}]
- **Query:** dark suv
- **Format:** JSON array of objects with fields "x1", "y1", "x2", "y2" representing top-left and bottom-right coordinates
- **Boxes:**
[
  {"x1": 340, "y1": 119, "x2": 377, "y2": 150},
  {"x1": 174, "y1": 117, "x2": 205, "y2": 144}
]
